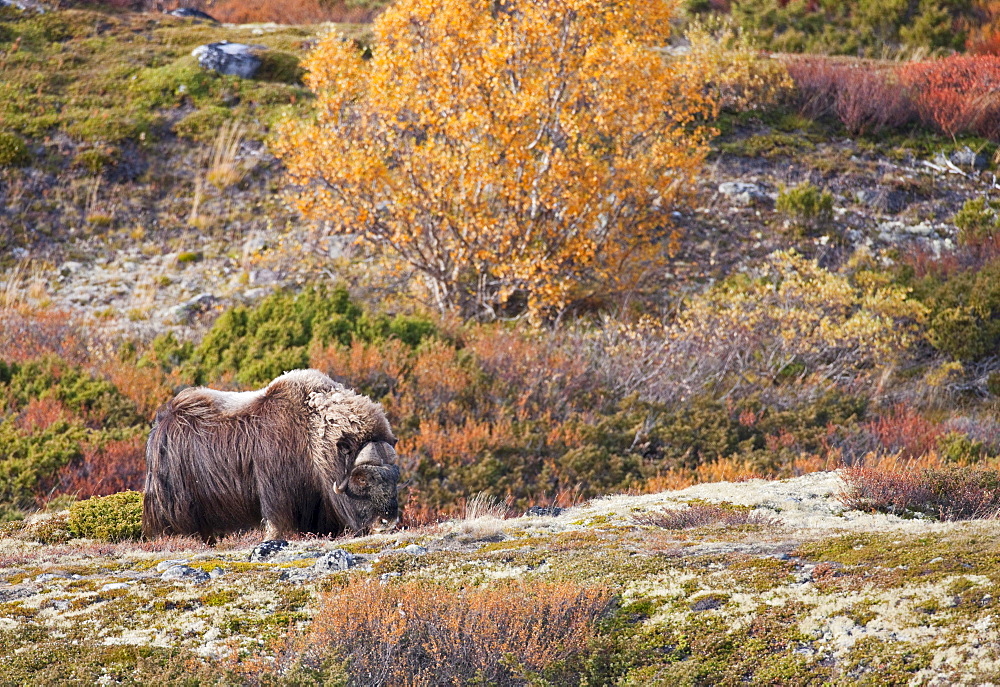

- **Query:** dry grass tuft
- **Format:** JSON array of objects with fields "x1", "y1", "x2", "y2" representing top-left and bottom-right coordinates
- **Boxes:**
[
  {"x1": 637, "y1": 504, "x2": 779, "y2": 530},
  {"x1": 242, "y1": 578, "x2": 611, "y2": 686}
]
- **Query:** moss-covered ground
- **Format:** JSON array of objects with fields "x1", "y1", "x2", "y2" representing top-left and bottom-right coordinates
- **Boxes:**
[{"x1": 1, "y1": 472, "x2": 998, "y2": 684}]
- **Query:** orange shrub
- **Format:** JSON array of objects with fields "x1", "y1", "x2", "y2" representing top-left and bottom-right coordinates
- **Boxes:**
[
  {"x1": 253, "y1": 578, "x2": 611, "y2": 686},
  {"x1": 898, "y1": 55, "x2": 1000, "y2": 140}
]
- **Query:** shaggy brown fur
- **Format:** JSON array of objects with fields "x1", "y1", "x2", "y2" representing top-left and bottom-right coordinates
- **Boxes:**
[{"x1": 143, "y1": 369, "x2": 400, "y2": 541}]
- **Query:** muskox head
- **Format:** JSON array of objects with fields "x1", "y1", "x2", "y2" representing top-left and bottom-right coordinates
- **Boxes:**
[{"x1": 334, "y1": 440, "x2": 401, "y2": 533}]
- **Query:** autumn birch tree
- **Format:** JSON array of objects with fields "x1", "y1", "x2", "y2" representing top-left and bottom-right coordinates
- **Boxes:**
[{"x1": 275, "y1": 0, "x2": 716, "y2": 320}]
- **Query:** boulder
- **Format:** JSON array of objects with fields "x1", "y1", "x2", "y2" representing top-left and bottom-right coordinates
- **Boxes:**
[
  {"x1": 191, "y1": 42, "x2": 263, "y2": 79},
  {"x1": 249, "y1": 539, "x2": 289, "y2": 562},
  {"x1": 160, "y1": 565, "x2": 210, "y2": 584},
  {"x1": 312, "y1": 549, "x2": 355, "y2": 572},
  {"x1": 167, "y1": 8, "x2": 219, "y2": 22},
  {"x1": 951, "y1": 145, "x2": 989, "y2": 171}
]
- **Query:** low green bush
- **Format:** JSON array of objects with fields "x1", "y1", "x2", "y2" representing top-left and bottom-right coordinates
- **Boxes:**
[
  {"x1": 255, "y1": 51, "x2": 305, "y2": 84},
  {"x1": 0, "y1": 131, "x2": 30, "y2": 167},
  {"x1": 172, "y1": 106, "x2": 232, "y2": 141},
  {"x1": 149, "y1": 286, "x2": 438, "y2": 387},
  {"x1": 72, "y1": 146, "x2": 119, "y2": 175},
  {"x1": 776, "y1": 181, "x2": 834, "y2": 235},
  {"x1": 67, "y1": 491, "x2": 143, "y2": 541},
  {"x1": 952, "y1": 197, "x2": 1000, "y2": 246},
  {"x1": 908, "y1": 259, "x2": 1000, "y2": 362}
]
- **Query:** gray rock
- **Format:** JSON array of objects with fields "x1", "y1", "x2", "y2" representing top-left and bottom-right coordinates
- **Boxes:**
[
  {"x1": 403, "y1": 544, "x2": 428, "y2": 555},
  {"x1": 249, "y1": 268, "x2": 278, "y2": 286},
  {"x1": 99, "y1": 582, "x2": 131, "y2": 592},
  {"x1": 208, "y1": 567, "x2": 225, "y2": 579},
  {"x1": 51, "y1": 599, "x2": 71, "y2": 611},
  {"x1": 856, "y1": 188, "x2": 908, "y2": 214},
  {"x1": 0, "y1": 586, "x2": 37, "y2": 602},
  {"x1": 951, "y1": 145, "x2": 988, "y2": 170},
  {"x1": 718, "y1": 181, "x2": 767, "y2": 206},
  {"x1": 59, "y1": 261, "x2": 83, "y2": 277},
  {"x1": 192, "y1": 42, "x2": 263, "y2": 79},
  {"x1": 167, "y1": 8, "x2": 219, "y2": 22},
  {"x1": 161, "y1": 565, "x2": 210, "y2": 584},
  {"x1": 690, "y1": 594, "x2": 727, "y2": 611},
  {"x1": 313, "y1": 549, "x2": 354, "y2": 572},
  {"x1": 524, "y1": 506, "x2": 563, "y2": 517},
  {"x1": 155, "y1": 559, "x2": 188, "y2": 573},
  {"x1": 243, "y1": 234, "x2": 270, "y2": 256},
  {"x1": 250, "y1": 539, "x2": 289, "y2": 562}
]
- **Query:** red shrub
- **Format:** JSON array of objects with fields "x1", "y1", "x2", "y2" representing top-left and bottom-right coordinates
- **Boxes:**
[
  {"x1": 785, "y1": 57, "x2": 914, "y2": 135},
  {"x1": 840, "y1": 465, "x2": 1000, "y2": 520},
  {"x1": 14, "y1": 397, "x2": 70, "y2": 433},
  {"x1": 866, "y1": 404, "x2": 944, "y2": 460},
  {"x1": 46, "y1": 436, "x2": 146, "y2": 500},
  {"x1": 784, "y1": 57, "x2": 842, "y2": 119},
  {"x1": 834, "y1": 67, "x2": 914, "y2": 135},
  {"x1": 898, "y1": 55, "x2": 1000, "y2": 140},
  {"x1": 0, "y1": 310, "x2": 87, "y2": 365}
]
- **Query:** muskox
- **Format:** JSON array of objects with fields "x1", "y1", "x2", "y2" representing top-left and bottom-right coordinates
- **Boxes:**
[{"x1": 143, "y1": 369, "x2": 401, "y2": 541}]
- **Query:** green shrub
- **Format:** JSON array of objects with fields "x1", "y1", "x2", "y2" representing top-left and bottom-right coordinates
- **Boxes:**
[
  {"x1": 776, "y1": 181, "x2": 834, "y2": 235},
  {"x1": 72, "y1": 146, "x2": 119, "y2": 175},
  {"x1": 255, "y1": 51, "x2": 304, "y2": 84},
  {"x1": 172, "y1": 106, "x2": 232, "y2": 141},
  {"x1": 952, "y1": 197, "x2": 1000, "y2": 246},
  {"x1": 176, "y1": 251, "x2": 203, "y2": 264},
  {"x1": 67, "y1": 491, "x2": 143, "y2": 541},
  {"x1": 728, "y1": 0, "x2": 969, "y2": 56},
  {"x1": 909, "y1": 259, "x2": 1000, "y2": 362},
  {"x1": 152, "y1": 287, "x2": 438, "y2": 387},
  {"x1": 3, "y1": 356, "x2": 141, "y2": 428},
  {"x1": 0, "y1": 131, "x2": 30, "y2": 167},
  {"x1": 0, "y1": 419, "x2": 87, "y2": 521}
]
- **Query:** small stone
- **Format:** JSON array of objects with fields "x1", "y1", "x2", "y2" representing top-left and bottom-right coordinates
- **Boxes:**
[
  {"x1": 313, "y1": 549, "x2": 354, "y2": 572},
  {"x1": 250, "y1": 540, "x2": 289, "y2": 562},
  {"x1": 403, "y1": 544, "x2": 428, "y2": 555},
  {"x1": 99, "y1": 583, "x2": 130, "y2": 592},
  {"x1": 208, "y1": 567, "x2": 225, "y2": 579},
  {"x1": 161, "y1": 565, "x2": 210, "y2": 584},
  {"x1": 51, "y1": 600, "x2": 71, "y2": 611},
  {"x1": 155, "y1": 559, "x2": 188, "y2": 572}
]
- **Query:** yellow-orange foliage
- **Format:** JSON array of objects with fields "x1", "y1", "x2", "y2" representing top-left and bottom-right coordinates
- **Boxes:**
[{"x1": 275, "y1": 0, "x2": 715, "y2": 320}]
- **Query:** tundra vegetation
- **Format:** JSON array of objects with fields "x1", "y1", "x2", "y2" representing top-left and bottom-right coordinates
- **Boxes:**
[{"x1": 7, "y1": 0, "x2": 1000, "y2": 681}]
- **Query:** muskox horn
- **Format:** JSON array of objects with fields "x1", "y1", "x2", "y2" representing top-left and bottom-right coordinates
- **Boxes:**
[
  {"x1": 332, "y1": 477, "x2": 349, "y2": 494},
  {"x1": 354, "y1": 441, "x2": 397, "y2": 467}
]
